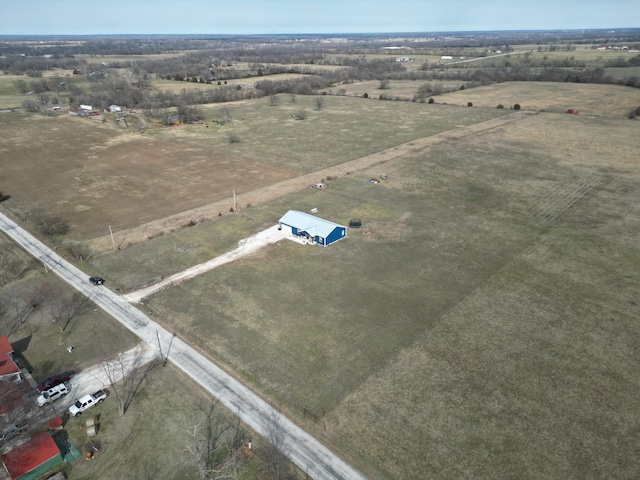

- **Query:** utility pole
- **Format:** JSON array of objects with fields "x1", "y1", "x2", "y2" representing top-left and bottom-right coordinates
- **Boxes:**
[{"x1": 233, "y1": 190, "x2": 237, "y2": 212}]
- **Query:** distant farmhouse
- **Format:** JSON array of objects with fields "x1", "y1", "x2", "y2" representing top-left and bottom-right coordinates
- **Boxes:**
[{"x1": 279, "y1": 210, "x2": 347, "y2": 247}]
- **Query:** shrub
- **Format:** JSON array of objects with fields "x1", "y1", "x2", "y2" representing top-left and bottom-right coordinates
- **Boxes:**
[
  {"x1": 428, "y1": 97, "x2": 435, "y2": 104},
  {"x1": 513, "y1": 103, "x2": 521, "y2": 110},
  {"x1": 467, "y1": 102, "x2": 473, "y2": 107},
  {"x1": 497, "y1": 104, "x2": 504, "y2": 109},
  {"x1": 363, "y1": 92, "x2": 369, "y2": 98},
  {"x1": 228, "y1": 133, "x2": 240, "y2": 143},
  {"x1": 16, "y1": 205, "x2": 69, "y2": 238},
  {"x1": 60, "y1": 239, "x2": 92, "y2": 261},
  {"x1": 293, "y1": 108, "x2": 307, "y2": 120}
]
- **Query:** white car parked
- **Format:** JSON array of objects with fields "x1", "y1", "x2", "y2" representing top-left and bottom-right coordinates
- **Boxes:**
[{"x1": 36, "y1": 382, "x2": 69, "y2": 406}]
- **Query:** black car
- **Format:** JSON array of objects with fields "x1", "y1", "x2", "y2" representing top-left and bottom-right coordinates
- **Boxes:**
[{"x1": 89, "y1": 276, "x2": 104, "y2": 286}]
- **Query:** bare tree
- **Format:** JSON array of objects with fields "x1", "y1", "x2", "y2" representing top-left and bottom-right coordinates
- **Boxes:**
[
  {"x1": 177, "y1": 101, "x2": 201, "y2": 124},
  {"x1": 49, "y1": 291, "x2": 89, "y2": 334},
  {"x1": 60, "y1": 239, "x2": 93, "y2": 262},
  {"x1": 38, "y1": 92, "x2": 50, "y2": 109},
  {"x1": 185, "y1": 401, "x2": 248, "y2": 480},
  {"x1": 101, "y1": 346, "x2": 157, "y2": 416},
  {"x1": 0, "y1": 251, "x2": 35, "y2": 286},
  {"x1": 1, "y1": 284, "x2": 38, "y2": 336}
]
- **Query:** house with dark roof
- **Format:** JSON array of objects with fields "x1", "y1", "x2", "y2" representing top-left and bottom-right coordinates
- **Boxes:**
[
  {"x1": 278, "y1": 210, "x2": 347, "y2": 247},
  {"x1": 1, "y1": 432, "x2": 63, "y2": 480},
  {"x1": 0, "y1": 336, "x2": 22, "y2": 384}
]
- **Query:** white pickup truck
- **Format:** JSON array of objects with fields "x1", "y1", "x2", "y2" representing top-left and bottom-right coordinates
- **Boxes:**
[{"x1": 68, "y1": 390, "x2": 107, "y2": 416}]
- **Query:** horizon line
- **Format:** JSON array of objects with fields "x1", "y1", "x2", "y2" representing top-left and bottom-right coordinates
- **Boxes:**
[{"x1": 1, "y1": 27, "x2": 639, "y2": 38}]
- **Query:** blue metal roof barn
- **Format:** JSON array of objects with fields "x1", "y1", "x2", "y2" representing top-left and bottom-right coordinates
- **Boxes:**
[{"x1": 278, "y1": 210, "x2": 347, "y2": 247}]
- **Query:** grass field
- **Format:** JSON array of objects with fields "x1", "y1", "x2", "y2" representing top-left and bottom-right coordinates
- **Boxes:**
[
  {"x1": 91, "y1": 109, "x2": 639, "y2": 479},
  {"x1": 150, "y1": 72, "x2": 311, "y2": 93},
  {"x1": 0, "y1": 96, "x2": 507, "y2": 240},
  {"x1": 320, "y1": 79, "x2": 464, "y2": 98},
  {"x1": 1, "y1": 80, "x2": 639, "y2": 479},
  {"x1": 435, "y1": 81, "x2": 640, "y2": 115}
]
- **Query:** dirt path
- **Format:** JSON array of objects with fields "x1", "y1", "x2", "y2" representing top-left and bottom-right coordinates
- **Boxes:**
[
  {"x1": 89, "y1": 111, "x2": 534, "y2": 252},
  {"x1": 123, "y1": 225, "x2": 288, "y2": 303}
]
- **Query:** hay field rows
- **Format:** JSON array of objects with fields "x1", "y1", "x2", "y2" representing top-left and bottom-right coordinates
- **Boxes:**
[{"x1": 1, "y1": 82, "x2": 639, "y2": 479}]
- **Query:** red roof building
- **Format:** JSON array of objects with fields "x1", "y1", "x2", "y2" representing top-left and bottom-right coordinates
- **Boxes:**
[
  {"x1": 1, "y1": 432, "x2": 63, "y2": 480},
  {"x1": 0, "y1": 336, "x2": 22, "y2": 384}
]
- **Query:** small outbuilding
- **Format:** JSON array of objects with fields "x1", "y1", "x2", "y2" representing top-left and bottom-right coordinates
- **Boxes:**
[
  {"x1": 1, "y1": 432, "x2": 63, "y2": 480},
  {"x1": 278, "y1": 210, "x2": 347, "y2": 247}
]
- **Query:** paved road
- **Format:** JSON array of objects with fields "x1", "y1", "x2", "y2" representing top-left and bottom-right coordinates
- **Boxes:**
[{"x1": 0, "y1": 211, "x2": 367, "y2": 480}]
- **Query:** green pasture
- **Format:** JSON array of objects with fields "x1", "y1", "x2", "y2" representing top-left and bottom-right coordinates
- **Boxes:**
[
  {"x1": 435, "y1": 81, "x2": 640, "y2": 115},
  {"x1": 328, "y1": 116, "x2": 640, "y2": 479},
  {"x1": 145, "y1": 176, "x2": 537, "y2": 412},
  {"x1": 153, "y1": 95, "x2": 508, "y2": 173},
  {"x1": 0, "y1": 74, "x2": 29, "y2": 109},
  {"x1": 320, "y1": 79, "x2": 464, "y2": 98},
  {"x1": 130, "y1": 112, "x2": 640, "y2": 479}
]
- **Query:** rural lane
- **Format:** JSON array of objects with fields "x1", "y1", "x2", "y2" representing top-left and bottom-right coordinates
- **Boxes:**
[{"x1": 0, "y1": 211, "x2": 368, "y2": 480}]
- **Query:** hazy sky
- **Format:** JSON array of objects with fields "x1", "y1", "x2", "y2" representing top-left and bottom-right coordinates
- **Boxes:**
[{"x1": 1, "y1": 0, "x2": 638, "y2": 35}]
